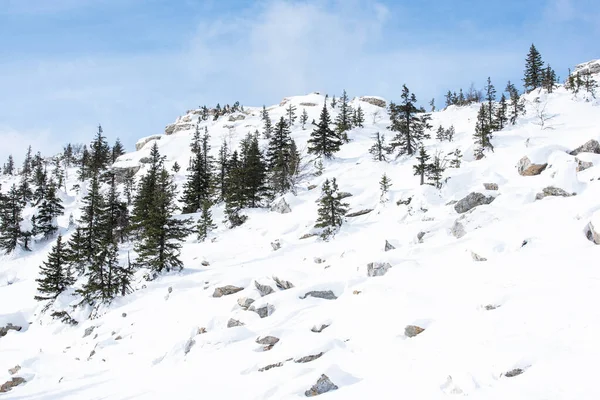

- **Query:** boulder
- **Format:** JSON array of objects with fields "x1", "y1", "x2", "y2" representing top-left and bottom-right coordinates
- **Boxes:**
[
  {"x1": 227, "y1": 319, "x2": 245, "y2": 328},
  {"x1": 295, "y1": 352, "x2": 324, "y2": 363},
  {"x1": 164, "y1": 123, "x2": 177, "y2": 135},
  {"x1": 517, "y1": 156, "x2": 548, "y2": 176},
  {"x1": 258, "y1": 362, "x2": 284, "y2": 372},
  {"x1": 471, "y1": 251, "x2": 487, "y2": 261},
  {"x1": 112, "y1": 166, "x2": 141, "y2": 183},
  {"x1": 345, "y1": 209, "x2": 374, "y2": 218},
  {"x1": 367, "y1": 262, "x2": 392, "y2": 277},
  {"x1": 416, "y1": 232, "x2": 426, "y2": 243},
  {"x1": 256, "y1": 336, "x2": 280, "y2": 346},
  {"x1": 299, "y1": 233, "x2": 318, "y2": 240},
  {"x1": 135, "y1": 135, "x2": 162, "y2": 151},
  {"x1": 139, "y1": 156, "x2": 151, "y2": 164},
  {"x1": 485, "y1": 304, "x2": 499, "y2": 311},
  {"x1": 213, "y1": 285, "x2": 244, "y2": 298},
  {"x1": 271, "y1": 240, "x2": 281, "y2": 251},
  {"x1": 201, "y1": 260, "x2": 210, "y2": 266},
  {"x1": 569, "y1": 139, "x2": 600, "y2": 156},
  {"x1": 587, "y1": 219, "x2": 600, "y2": 245},
  {"x1": 237, "y1": 297, "x2": 255, "y2": 310},
  {"x1": 305, "y1": 374, "x2": 339, "y2": 397},
  {"x1": 451, "y1": 220, "x2": 466, "y2": 239},
  {"x1": 228, "y1": 114, "x2": 246, "y2": 122},
  {"x1": 384, "y1": 240, "x2": 396, "y2": 252},
  {"x1": 454, "y1": 192, "x2": 495, "y2": 214},
  {"x1": 311, "y1": 324, "x2": 329, "y2": 333},
  {"x1": 250, "y1": 304, "x2": 275, "y2": 318},
  {"x1": 273, "y1": 276, "x2": 294, "y2": 290},
  {"x1": 183, "y1": 338, "x2": 195, "y2": 355},
  {"x1": 576, "y1": 158, "x2": 594, "y2": 172},
  {"x1": 405, "y1": 325, "x2": 425, "y2": 338},
  {"x1": 0, "y1": 323, "x2": 22, "y2": 338},
  {"x1": 300, "y1": 291, "x2": 337, "y2": 300},
  {"x1": 483, "y1": 183, "x2": 499, "y2": 190},
  {"x1": 83, "y1": 326, "x2": 96, "y2": 338},
  {"x1": 8, "y1": 365, "x2": 21, "y2": 375},
  {"x1": 171, "y1": 123, "x2": 194, "y2": 135},
  {"x1": 254, "y1": 281, "x2": 275, "y2": 297},
  {"x1": 270, "y1": 198, "x2": 292, "y2": 214},
  {"x1": 299, "y1": 102, "x2": 318, "y2": 107},
  {"x1": 338, "y1": 192, "x2": 353, "y2": 200},
  {"x1": 535, "y1": 186, "x2": 574, "y2": 200},
  {"x1": 504, "y1": 368, "x2": 524, "y2": 378},
  {"x1": 359, "y1": 96, "x2": 386, "y2": 108},
  {"x1": 307, "y1": 184, "x2": 318, "y2": 190},
  {"x1": 0, "y1": 377, "x2": 25, "y2": 393}
]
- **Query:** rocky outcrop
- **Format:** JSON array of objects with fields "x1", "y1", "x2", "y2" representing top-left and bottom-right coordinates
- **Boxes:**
[
  {"x1": 273, "y1": 276, "x2": 294, "y2": 290},
  {"x1": 254, "y1": 281, "x2": 275, "y2": 297},
  {"x1": 165, "y1": 123, "x2": 194, "y2": 135},
  {"x1": 416, "y1": 231, "x2": 426, "y2": 243},
  {"x1": 0, "y1": 377, "x2": 25, "y2": 393},
  {"x1": 250, "y1": 304, "x2": 275, "y2": 318},
  {"x1": 454, "y1": 192, "x2": 495, "y2": 214},
  {"x1": 367, "y1": 262, "x2": 392, "y2": 277},
  {"x1": 311, "y1": 324, "x2": 329, "y2": 333},
  {"x1": 256, "y1": 335, "x2": 279, "y2": 351},
  {"x1": 569, "y1": 139, "x2": 600, "y2": 156},
  {"x1": 270, "y1": 198, "x2": 292, "y2": 214},
  {"x1": 483, "y1": 183, "x2": 498, "y2": 190},
  {"x1": 271, "y1": 240, "x2": 281, "y2": 251},
  {"x1": 504, "y1": 368, "x2": 524, "y2": 378},
  {"x1": 451, "y1": 220, "x2": 466, "y2": 238},
  {"x1": 535, "y1": 186, "x2": 574, "y2": 200},
  {"x1": 305, "y1": 374, "x2": 338, "y2": 397},
  {"x1": 359, "y1": 96, "x2": 386, "y2": 108},
  {"x1": 165, "y1": 123, "x2": 177, "y2": 135},
  {"x1": 227, "y1": 318, "x2": 245, "y2": 328},
  {"x1": 295, "y1": 352, "x2": 324, "y2": 363},
  {"x1": 112, "y1": 166, "x2": 140, "y2": 183},
  {"x1": 346, "y1": 208, "x2": 374, "y2": 218},
  {"x1": 405, "y1": 325, "x2": 425, "y2": 338},
  {"x1": 8, "y1": 365, "x2": 21, "y2": 375},
  {"x1": 0, "y1": 323, "x2": 22, "y2": 338},
  {"x1": 576, "y1": 158, "x2": 594, "y2": 172},
  {"x1": 237, "y1": 297, "x2": 255, "y2": 310},
  {"x1": 587, "y1": 220, "x2": 600, "y2": 245},
  {"x1": 228, "y1": 114, "x2": 246, "y2": 122},
  {"x1": 135, "y1": 135, "x2": 162, "y2": 151},
  {"x1": 471, "y1": 251, "x2": 487, "y2": 261},
  {"x1": 300, "y1": 291, "x2": 337, "y2": 300},
  {"x1": 517, "y1": 156, "x2": 548, "y2": 176},
  {"x1": 299, "y1": 102, "x2": 318, "y2": 107},
  {"x1": 258, "y1": 362, "x2": 284, "y2": 372},
  {"x1": 83, "y1": 326, "x2": 96, "y2": 338},
  {"x1": 299, "y1": 233, "x2": 318, "y2": 240},
  {"x1": 213, "y1": 285, "x2": 244, "y2": 298},
  {"x1": 384, "y1": 240, "x2": 396, "y2": 251},
  {"x1": 338, "y1": 192, "x2": 353, "y2": 200}
]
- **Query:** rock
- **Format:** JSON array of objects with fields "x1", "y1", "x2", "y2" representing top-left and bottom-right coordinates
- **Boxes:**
[
  {"x1": 587, "y1": 220, "x2": 600, "y2": 244},
  {"x1": 454, "y1": 192, "x2": 495, "y2": 214},
  {"x1": 135, "y1": 135, "x2": 162, "y2": 151},
  {"x1": 416, "y1": 231, "x2": 426, "y2": 243},
  {"x1": 112, "y1": 166, "x2": 141, "y2": 183},
  {"x1": 258, "y1": 362, "x2": 284, "y2": 372},
  {"x1": 338, "y1": 192, "x2": 353, "y2": 200},
  {"x1": 250, "y1": 304, "x2": 275, "y2": 318},
  {"x1": 359, "y1": 96, "x2": 386, "y2": 108},
  {"x1": 0, "y1": 323, "x2": 22, "y2": 337},
  {"x1": 300, "y1": 291, "x2": 337, "y2": 300},
  {"x1": 228, "y1": 114, "x2": 246, "y2": 122},
  {"x1": 183, "y1": 338, "x2": 195, "y2": 355},
  {"x1": 139, "y1": 156, "x2": 151, "y2": 164},
  {"x1": 305, "y1": 374, "x2": 338, "y2": 397},
  {"x1": 0, "y1": 377, "x2": 26, "y2": 393},
  {"x1": 569, "y1": 139, "x2": 600, "y2": 156},
  {"x1": 485, "y1": 304, "x2": 499, "y2": 311},
  {"x1": 300, "y1": 102, "x2": 318, "y2": 107},
  {"x1": 295, "y1": 352, "x2": 324, "y2": 363},
  {"x1": 535, "y1": 186, "x2": 574, "y2": 200},
  {"x1": 576, "y1": 158, "x2": 594, "y2": 172},
  {"x1": 83, "y1": 326, "x2": 96, "y2": 338},
  {"x1": 227, "y1": 318, "x2": 245, "y2": 328},
  {"x1": 345, "y1": 209, "x2": 374, "y2": 218},
  {"x1": 384, "y1": 240, "x2": 396, "y2": 252},
  {"x1": 504, "y1": 368, "x2": 524, "y2": 378},
  {"x1": 122, "y1": 313, "x2": 127, "y2": 318},
  {"x1": 170, "y1": 123, "x2": 194, "y2": 135},
  {"x1": 451, "y1": 220, "x2": 466, "y2": 238},
  {"x1": 271, "y1": 240, "x2": 281, "y2": 251},
  {"x1": 405, "y1": 325, "x2": 425, "y2": 338},
  {"x1": 483, "y1": 183, "x2": 498, "y2": 190},
  {"x1": 270, "y1": 198, "x2": 292, "y2": 214},
  {"x1": 367, "y1": 262, "x2": 392, "y2": 277},
  {"x1": 299, "y1": 233, "x2": 318, "y2": 240},
  {"x1": 164, "y1": 123, "x2": 176, "y2": 135},
  {"x1": 517, "y1": 156, "x2": 548, "y2": 176},
  {"x1": 445, "y1": 200, "x2": 457, "y2": 206},
  {"x1": 255, "y1": 281, "x2": 275, "y2": 297},
  {"x1": 201, "y1": 260, "x2": 210, "y2": 266},
  {"x1": 256, "y1": 336, "x2": 280, "y2": 346},
  {"x1": 212, "y1": 285, "x2": 244, "y2": 298},
  {"x1": 311, "y1": 324, "x2": 329, "y2": 333},
  {"x1": 115, "y1": 335, "x2": 122, "y2": 340},
  {"x1": 471, "y1": 251, "x2": 487, "y2": 261},
  {"x1": 8, "y1": 365, "x2": 21, "y2": 375},
  {"x1": 237, "y1": 297, "x2": 255, "y2": 311},
  {"x1": 314, "y1": 257, "x2": 324, "y2": 264},
  {"x1": 307, "y1": 184, "x2": 318, "y2": 190},
  {"x1": 273, "y1": 276, "x2": 294, "y2": 290}
]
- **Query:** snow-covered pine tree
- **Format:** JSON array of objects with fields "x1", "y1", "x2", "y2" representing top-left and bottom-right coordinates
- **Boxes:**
[
  {"x1": 34, "y1": 235, "x2": 74, "y2": 301},
  {"x1": 426, "y1": 151, "x2": 445, "y2": 189},
  {"x1": 369, "y1": 132, "x2": 388, "y2": 162},
  {"x1": 581, "y1": 70, "x2": 598, "y2": 97},
  {"x1": 331, "y1": 95, "x2": 337, "y2": 108},
  {"x1": 542, "y1": 65, "x2": 557, "y2": 93},
  {"x1": 300, "y1": 108, "x2": 309, "y2": 130},
  {"x1": 33, "y1": 184, "x2": 64, "y2": 239},
  {"x1": 484, "y1": 77, "x2": 496, "y2": 131},
  {"x1": 223, "y1": 151, "x2": 247, "y2": 227},
  {"x1": 261, "y1": 105, "x2": 273, "y2": 139},
  {"x1": 314, "y1": 178, "x2": 348, "y2": 240},
  {"x1": 0, "y1": 184, "x2": 24, "y2": 254},
  {"x1": 448, "y1": 149, "x2": 462, "y2": 168},
  {"x1": 22, "y1": 146, "x2": 33, "y2": 181},
  {"x1": 389, "y1": 85, "x2": 432, "y2": 157},
  {"x1": 216, "y1": 139, "x2": 229, "y2": 202},
  {"x1": 286, "y1": 103, "x2": 297, "y2": 127},
  {"x1": 66, "y1": 226, "x2": 87, "y2": 276},
  {"x1": 267, "y1": 117, "x2": 295, "y2": 194},
  {"x1": 523, "y1": 44, "x2": 544, "y2": 92},
  {"x1": 181, "y1": 124, "x2": 212, "y2": 214},
  {"x1": 445, "y1": 125, "x2": 455, "y2": 142},
  {"x1": 473, "y1": 104, "x2": 494, "y2": 158},
  {"x1": 413, "y1": 146, "x2": 431, "y2": 185},
  {"x1": 241, "y1": 133, "x2": 268, "y2": 207},
  {"x1": 197, "y1": 200, "x2": 217, "y2": 241},
  {"x1": 77, "y1": 145, "x2": 90, "y2": 182},
  {"x1": 335, "y1": 90, "x2": 353, "y2": 142},
  {"x1": 495, "y1": 93, "x2": 508, "y2": 130},
  {"x1": 308, "y1": 102, "x2": 341, "y2": 159},
  {"x1": 506, "y1": 81, "x2": 525, "y2": 125},
  {"x1": 89, "y1": 124, "x2": 111, "y2": 180},
  {"x1": 354, "y1": 105, "x2": 365, "y2": 128},
  {"x1": 3, "y1": 155, "x2": 14, "y2": 175},
  {"x1": 379, "y1": 173, "x2": 392, "y2": 203},
  {"x1": 111, "y1": 138, "x2": 125, "y2": 163},
  {"x1": 435, "y1": 126, "x2": 446, "y2": 141}
]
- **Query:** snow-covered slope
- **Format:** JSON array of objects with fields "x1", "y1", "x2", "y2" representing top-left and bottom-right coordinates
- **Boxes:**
[{"x1": 2, "y1": 84, "x2": 600, "y2": 399}]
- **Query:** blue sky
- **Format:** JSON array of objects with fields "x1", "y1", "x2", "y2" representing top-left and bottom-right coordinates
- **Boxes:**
[{"x1": 0, "y1": 0, "x2": 598, "y2": 162}]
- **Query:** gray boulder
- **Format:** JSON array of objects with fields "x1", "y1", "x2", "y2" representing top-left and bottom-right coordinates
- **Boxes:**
[
  {"x1": 535, "y1": 186, "x2": 574, "y2": 200},
  {"x1": 0, "y1": 377, "x2": 26, "y2": 393},
  {"x1": 305, "y1": 374, "x2": 338, "y2": 397},
  {"x1": 228, "y1": 114, "x2": 246, "y2": 122},
  {"x1": 587, "y1": 221, "x2": 600, "y2": 245},
  {"x1": 483, "y1": 183, "x2": 499, "y2": 190},
  {"x1": 254, "y1": 281, "x2": 275, "y2": 297},
  {"x1": 405, "y1": 325, "x2": 425, "y2": 338},
  {"x1": 471, "y1": 251, "x2": 487, "y2": 261},
  {"x1": 250, "y1": 304, "x2": 275, "y2": 318},
  {"x1": 164, "y1": 123, "x2": 176, "y2": 135},
  {"x1": 0, "y1": 323, "x2": 22, "y2": 338},
  {"x1": 367, "y1": 262, "x2": 392, "y2": 277},
  {"x1": 359, "y1": 96, "x2": 386, "y2": 108},
  {"x1": 295, "y1": 352, "x2": 324, "y2": 363},
  {"x1": 517, "y1": 156, "x2": 548, "y2": 176},
  {"x1": 82, "y1": 326, "x2": 96, "y2": 338},
  {"x1": 271, "y1": 240, "x2": 281, "y2": 251},
  {"x1": 569, "y1": 139, "x2": 600, "y2": 156},
  {"x1": 311, "y1": 324, "x2": 329, "y2": 333},
  {"x1": 8, "y1": 365, "x2": 21, "y2": 375},
  {"x1": 346, "y1": 209, "x2": 374, "y2": 218},
  {"x1": 237, "y1": 297, "x2": 255, "y2": 310},
  {"x1": 454, "y1": 192, "x2": 495, "y2": 214},
  {"x1": 227, "y1": 319, "x2": 245, "y2": 328},
  {"x1": 113, "y1": 166, "x2": 141, "y2": 183},
  {"x1": 135, "y1": 135, "x2": 162, "y2": 151},
  {"x1": 300, "y1": 291, "x2": 337, "y2": 300},
  {"x1": 416, "y1": 231, "x2": 426, "y2": 243},
  {"x1": 300, "y1": 102, "x2": 318, "y2": 107},
  {"x1": 270, "y1": 198, "x2": 292, "y2": 214},
  {"x1": 273, "y1": 276, "x2": 294, "y2": 290},
  {"x1": 504, "y1": 368, "x2": 524, "y2": 378},
  {"x1": 384, "y1": 240, "x2": 396, "y2": 252},
  {"x1": 256, "y1": 336, "x2": 280, "y2": 346},
  {"x1": 258, "y1": 362, "x2": 284, "y2": 372},
  {"x1": 576, "y1": 158, "x2": 594, "y2": 172},
  {"x1": 451, "y1": 220, "x2": 466, "y2": 238},
  {"x1": 213, "y1": 285, "x2": 244, "y2": 297}
]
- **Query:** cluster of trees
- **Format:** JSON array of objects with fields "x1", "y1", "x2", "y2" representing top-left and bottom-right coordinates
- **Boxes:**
[
  {"x1": 566, "y1": 68, "x2": 598, "y2": 97},
  {"x1": 196, "y1": 101, "x2": 244, "y2": 122},
  {"x1": 444, "y1": 84, "x2": 483, "y2": 107}
]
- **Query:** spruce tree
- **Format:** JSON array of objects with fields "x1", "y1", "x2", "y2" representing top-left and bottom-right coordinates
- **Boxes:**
[
  {"x1": 63, "y1": 143, "x2": 74, "y2": 168},
  {"x1": 335, "y1": 90, "x2": 352, "y2": 142},
  {"x1": 18, "y1": 173, "x2": 33, "y2": 204},
  {"x1": 389, "y1": 85, "x2": 432, "y2": 156},
  {"x1": 111, "y1": 138, "x2": 125, "y2": 163},
  {"x1": 379, "y1": 173, "x2": 392, "y2": 203},
  {"x1": 241, "y1": 134, "x2": 268, "y2": 207},
  {"x1": 172, "y1": 161, "x2": 181, "y2": 173},
  {"x1": 0, "y1": 185, "x2": 24, "y2": 254},
  {"x1": 32, "y1": 164, "x2": 48, "y2": 205},
  {"x1": 52, "y1": 156, "x2": 64, "y2": 190},
  {"x1": 181, "y1": 124, "x2": 212, "y2": 214},
  {"x1": 66, "y1": 227, "x2": 87, "y2": 276},
  {"x1": 369, "y1": 132, "x2": 388, "y2": 162},
  {"x1": 78, "y1": 174, "x2": 105, "y2": 263},
  {"x1": 197, "y1": 200, "x2": 217, "y2": 241},
  {"x1": 448, "y1": 149, "x2": 462, "y2": 168},
  {"x1": 523, "y1": 44, "x2": 544, "y2": 92},
  {"x1": 77, "y1": 145, "x2": 90, "y2": 182},
  {"x1": 429, "y1": 98, "x2": 436, "y2": 112},
  {"x1": 216, "y1": 140, "x2": 229, "y2": 202},
  {"x1": 286, "y1": 103, "x2": 297, "y2": 127},
  {"x1": 542, "y1": 65, "x2": 557, "y2": 93},
  {"x1": 308, "y1": 103, "x2": 341, "y2": 159},
  {"x1": 89, "y1": 124, "x2": 111, "y2": 177},
  {"x1": 123, "y1": 168, "x2": 135, "y2": 206},
  {"x1": 300, "y1": 108, "x2": 309, "y2": 130},
  {"x1": 354, "y1": 105, "x2": 365, "y2": 128},
  {"x1": 3, "y1": 155, "x2": 14, "y2": 175},
  {"x1": 473, "y1": 104, "x2": 493, "y2": 158},
  {"x1": 413, "y1": 146, "x2": 431, "y2": 185},
  {"x1": 445, "y1": 125, "x2": 455, "y2": 142},
  {"x1": 34, "y1": 235, "x2": 74, "y2": 301},
  {"x1": 261, "y1": 106, "x2": 273, "y2": 139},
  {"x1": 495, "y1": 93, "x2": 508, "y2": 130},
  {"x1": 331, "y1": 95, "x2": 337, "y2": 108},
  {"x1": 33, "y1": 184, "x2": 64, "y2": 239},
  {"x1": 267, "y1": 117, "x2": 295, "y2": 194},
  {"x1": 426, "y1": 152, "x2": 445, "y2": 189},
  {"x1": 314, "y1": 178, "x2": 348, "y2": 240},
  {"x1": 223, "y1": 151, "x2": 247, "y2": 227},
  {"x1": 22, "y1": 146, "x2": 33, "y2": 181},
  {"x1": 506, "y1": 81, "x2": 525, "y2": 125},
  {"x1": 78, "y1": 240, "x2": 122, "y2": 304},
  {"x1": 484, "y1": 77, "x2": 496, "y2": 130},
  {"x1": 435, "y1": 126, "x2": 446, "y2": 142},
  {"x1": 581, "y1": 70, "x2": 598, "y2": 97}
]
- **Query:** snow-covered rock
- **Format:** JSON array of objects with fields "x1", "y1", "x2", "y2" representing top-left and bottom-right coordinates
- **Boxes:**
[{"x1": 454, "y1": 192, "x2": 495, "y2": 213}]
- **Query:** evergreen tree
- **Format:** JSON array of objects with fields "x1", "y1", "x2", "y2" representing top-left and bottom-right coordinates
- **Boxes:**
[
  {"x1": 286, "y1": 103, "x2": 297, "y2": 127},
  {"x1": 77, "y1": 145, "x2": 90, "y2": 182},
  {"x1": 581, "y1": 70, "x2": 598, "y2": 97},
  {"x1": 389, "y1": 85, "x2": 432, "y2": 156},
  {"x1": 426, "y1": 152, "x2": 445, "y2": 189},
  {"x1": 445, "y1": 125, "x2": 455, "y2": 142},
  {"x1": 354, "y1": 105, "x2": 365, "y2": 128},
  {"x1": 3, "y1": 155, "x2": 14, "y2": 175},
  {"x1": 32, "y1": 164, "x2": 48, "y2": 205},
  {"x1": 201, "y1": 105, "x2": 209, "y2": 121},
  {"x1": 308, "y1": 103, "x2": 341, "y2": 159},
  {"x1": 34, "y1": 235, "x2": 74, "y2": 301},
  {"x1": 240, "y1": 134, "x2": 267, "y2": 207},
  {"x1": 216, "y1": 140, "x2": 229, "y2": 202},
  {"x1": 223, "y1": 151, "x2": 247, "y2": 227},
  {"x1": 65, "y1": 227, "x2": 87, "y2": 276},
  {"x1": 435, "y1": 126, "x2": 446, "y2": 142},
  {"x1": 111, "y1": 138, "x2": 125, "y2": 163},
  {"x1": 22, "y1": 146, "x2": 33, "y2": 181},
  {"x1": 484, "y1": 77, "x2": 496, "y2": 130},
  {"x1": 445, "y1": 90, "x2": 453, "y2": 107},
  {"x1": 335, "y1": 90, "x2": 352, "y2": 142},
  {"x1": 506, "y1": 81, "x2": 525, "y2": 125},
  {"x1": 172, "y1": 161, "x2": 181, "y2": 173},
  {"x1": 197, "y1": 200, "x2": 217, "y2": 241},
  {"x1": 33, "y1": 184, "x2": 64, "y2": 239},
  {"x1": 266, "y1": 117, "x2": 295, "y2": 194},
  {"x1": 495, "y1": 93, "x2": 508, "y2": 130},
  {"x1": 63, "y1": 143, "x2": 74, "y2": 168},
  {"x1": 181, "y1": 125, "x2": 212, "y2": 213},
  {"x1": 413, "y1": 146, "x2": 431, "y2": 185},
  {"x1": 89, "y1": 124, "x2": 111, "y2": 177},
  {"x1": 379, "y1": 173, "x2": 392, "y2": 203},
  {"x1": 51, "y1": 156, "x2": 64, "y2": 190},
  {"x1": 261, "y1": 106, "x2": 273, "y2": 139},
  {"x1": 123, "y1": 169, "x2": 135, "y2": 206},
  {"x1": 300, "y1": 108, "x2": 309, "y2": 130},
  {"x1": 542, "y1": 64, "x2": 557, "y2": 93},
  {"x1": 331, "y1": 95, "x2": 337, "y2": 108},
  {"x1": 0, "y1": 185, "x2": 24, "y2": 254},
  {"x1": 131, "y1": 143, "x2": 164, "y2": 236},
  {"x1": 105, "y1": 172, "x2": 129, "y2": 244},
  {"x1": 369, "y1": 132, "x2": 388, "y2": 162},
  {"x1": 78, "y1": 174, "x2": 105, "y2": 263},
  {"x1": 523, "y1": 44, "x2": 544, "y2": 92},
  {"x1": 18, "y1": 173, "x2": 33, "y2": 204},
  {"x1": 78, "y1": 240, "x2": 122, "y2": 304},
  {"x1": 429, "y1": 98, "x2": 436, "y2": 112},
  {"x1": 473, "y1": 104, "x2": 493, "y2": 158},
  {"x1": 448, "y1": 149, "x2": 462, "y2": 168},
  {"x1": 314, "y1": 178, "x2": 348, "y2": 240}
]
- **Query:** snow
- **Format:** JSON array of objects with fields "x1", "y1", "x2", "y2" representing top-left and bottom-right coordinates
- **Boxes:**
[{"x1": 2, "y1": 83, "x2": 600, "y2": 399}]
